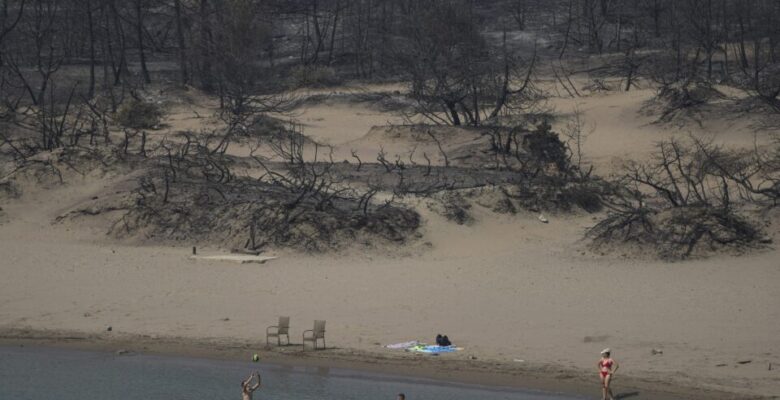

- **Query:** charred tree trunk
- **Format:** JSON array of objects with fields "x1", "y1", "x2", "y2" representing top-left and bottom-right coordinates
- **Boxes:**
[
  {"x1": 199, "y1": 0, "x2": 213, "y2": 91},
  {"x1": 109, "y1": 0, "x2": 128, "y2": 86},
  {"x1": 135, "y1": 0, "x2": 151, "y2": 84},
  {"x1": 327, "y1": 0, "x2": 339, "y2": 65},
  {"x1": 86, "y1": 0, "x2": 96, "y2": 97},
  {"x1": 173, "y1": 0, "x2": 188, "y2": 85}
]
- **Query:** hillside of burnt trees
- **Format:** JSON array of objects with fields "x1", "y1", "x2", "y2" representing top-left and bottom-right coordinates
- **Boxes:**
[
  {"x1": 2, "y1": 0, "x2": 780, "y2": 258},
  {"x1": 2, "y1": 1, "x2": 779, "y2": 119}
]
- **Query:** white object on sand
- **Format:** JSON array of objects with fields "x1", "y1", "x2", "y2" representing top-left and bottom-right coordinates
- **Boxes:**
[
  {"x1": 385, "y1": 340, "x2": 419, "y2": 349},
  {"x1": 538, "y1": 214, "x2": 549, "y2": 223},
  {"x1": 190, "y1": 254, "x2": 277, "y2": 264}
]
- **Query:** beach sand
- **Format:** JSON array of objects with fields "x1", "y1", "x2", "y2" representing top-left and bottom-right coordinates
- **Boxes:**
[{"x1": 1, "y1": 84, "x2": 779, "y2": 399}]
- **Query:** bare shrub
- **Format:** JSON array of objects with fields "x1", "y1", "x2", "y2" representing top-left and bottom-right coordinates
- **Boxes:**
[
  {"x1": 521, "y1": 124, "x2": 570, "y2": 175},
  {"x1": 483, "y1": 116, "x2": 604, "y2": 214},
  {"x1": 488, "y1": 121, "x2": 572, "y2": 177},
  {"x1": 115, "y1": 98, "x2": 164, "y2": 130},
  {"x1": 500, "y1": 177, "x2": 604, "y2": 213},
  {"x1": 589, "y1": 138, "x2": 771, "y2": 260},
  {"x1": 561, "y1": 106, "x2": 594, "y2": 179},
  {"x1": 0, "y1": 145, "x2": 123, "y2": 193},
  {"x1": 0, "y1": 180, "x2": 20, "y2": 200},
  {"x1": 428, "y1": 191, "x2": 473, "y2": 225},
  {"x1": 114, "y1": 173, "x2": 420, "y2": 251},
  {"x1": 590, "y1": 204, "x2": 763, "y2": 260},
  {"x1": 288, "y1": 65, "x2": 341, "y2": 89},
  {"x1": 86, "y1": 130, "x2": 422, "y2": 252},
  {"x1": 581, "y1": 78, "x2": 613, "y2": 93},
  {"x1": 643, "y1": 82, "x2": 724, "y2": 126},
  {"x1": 657, "y1": 83, "x2": 723, "y2": 110}
]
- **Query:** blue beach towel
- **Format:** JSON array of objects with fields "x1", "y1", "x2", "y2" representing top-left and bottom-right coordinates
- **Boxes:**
[{"x1": 407, "y1": 345, "x2": 460, "y2": 354}]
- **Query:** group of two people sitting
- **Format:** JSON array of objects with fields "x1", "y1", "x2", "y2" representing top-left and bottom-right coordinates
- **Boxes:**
[{"x1": 435, "y1": 334, "x2": 452, "y2": 347}]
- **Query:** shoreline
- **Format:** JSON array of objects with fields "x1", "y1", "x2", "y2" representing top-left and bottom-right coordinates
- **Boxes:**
[{"x1": 0, "y1": 328, "x2": 763, "y2": 400}]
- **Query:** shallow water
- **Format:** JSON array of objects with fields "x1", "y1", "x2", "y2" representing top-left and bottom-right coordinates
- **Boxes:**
[{"x1": 0, "y1": 346, "x2": 582, "y2": 400}]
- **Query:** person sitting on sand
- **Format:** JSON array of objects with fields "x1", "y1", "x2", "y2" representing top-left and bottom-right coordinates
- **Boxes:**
[
  {"x1": 436, "y1": 334, "x2": 452, "y2": 346},
  {"x1": 597, "y1": 349, "x2": 618, "y2": 400},
  {"x1": 242, "y1": 370, "x2": 262, "y2": 400}
]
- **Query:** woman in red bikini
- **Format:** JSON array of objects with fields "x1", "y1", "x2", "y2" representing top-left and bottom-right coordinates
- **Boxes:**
[{"x1": 597, "y1": 348, "x2": 619, "y2": 400}]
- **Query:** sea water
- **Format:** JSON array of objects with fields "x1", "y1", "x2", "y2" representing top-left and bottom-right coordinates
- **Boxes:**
[{"x1": 0, "y1": 346, "x2": 582, "y2": 400}]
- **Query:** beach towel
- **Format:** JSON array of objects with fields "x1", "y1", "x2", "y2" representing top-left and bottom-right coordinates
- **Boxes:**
[
  {"x1": 385, "y1": 341, "x2": 419, "y2": 349},
  {"x1": 407, "y1": 345, "x2": 461, "y2": 354}
]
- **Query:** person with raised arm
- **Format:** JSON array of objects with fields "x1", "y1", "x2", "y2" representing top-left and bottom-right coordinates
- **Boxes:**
[{"x1": 241, "y1": 370, "x2": 262, "y2": 400}]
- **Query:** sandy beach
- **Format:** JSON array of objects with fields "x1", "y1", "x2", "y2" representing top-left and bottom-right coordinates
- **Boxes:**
[
  {"x1": 2, "y1": 84, "x2": 780, "y2": 398},
  {"x1": 1, "y1": 214, "x2": 778, "y2": 399}
]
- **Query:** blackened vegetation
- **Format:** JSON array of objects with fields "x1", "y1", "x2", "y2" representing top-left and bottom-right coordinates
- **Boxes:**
[
  {"x1": 0, "y1": 143, "x2": 130, "y2": 196},
  {"x1": 377, "y1": 121, "x2": 607, "y2": 224},
  {"x1": 590, "y1": 138, "x2": 779, "y2": 260},
  {"x1": 1, "y1": 1, "x2": 780, "y2": 117},
  {"x1": 1, "y1": 0, "x2": 779, "y2": 259},
  {"x1": 106, "y1": 130, "x2": 420, "y2": 252},
  {"x1": 392, "y1": 1, "x2": 541, "y2": 127},
  {"x1": 428, "y1": 191, "x2": 473, "y2": 225},
  {"x1": 484, "y1": 121, "x2": 604, "y2": 212},
  {"x1": 115, "y1": 98, "x2": 164, "y2": 130},
  {"x1": 642, "y1": 82, "x2": 724, "y2": 127}
]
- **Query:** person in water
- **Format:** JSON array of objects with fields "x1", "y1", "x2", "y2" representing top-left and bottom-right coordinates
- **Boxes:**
[
  {"x1": 242, "y1": 370, "x2": 262, "y2": 400},
  {"x1": 597, "y1": 349, "x2": 619, "y2": 400},
  {"x1": 397, "y1": 394, "x2": 406, "y2": 400}
]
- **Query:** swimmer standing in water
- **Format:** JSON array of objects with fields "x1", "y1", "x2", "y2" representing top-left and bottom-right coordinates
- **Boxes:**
[
  {"x1": 597, "y1": 349, "x2": 618, "y2": 400},
  {"x1": 241, "y1": 370, "x2": 261, "y2": 400}
]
